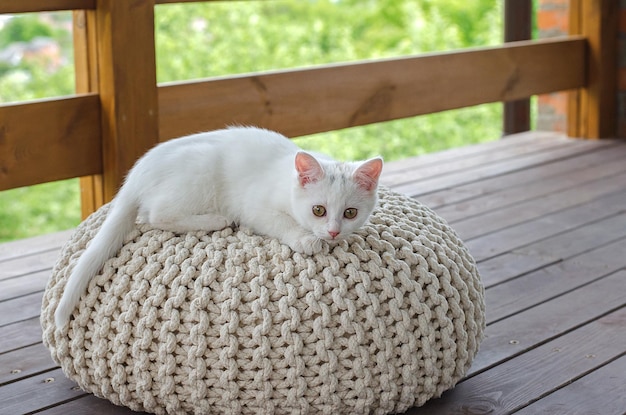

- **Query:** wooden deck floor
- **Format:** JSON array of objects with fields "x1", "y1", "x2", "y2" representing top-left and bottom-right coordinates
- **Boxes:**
[{"x1": 1, "y1": 131, "x2": 625, "y2": 414}]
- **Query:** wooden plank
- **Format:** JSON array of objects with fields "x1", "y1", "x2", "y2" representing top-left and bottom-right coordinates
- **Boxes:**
[
  {"x1": 464, "y1": 188, "x2": 626, "y2": 262},
  {"x1": 452, "y1": 170, "x2": 626, "y2": 240},
  {"x1": 0, "y1": 96, "x2": 102, "y2": 191},
  {"x1": 0, "y1": 230, "x2": 71, "y2": 262},
  {"x1": 96, "y1": 0, "x2": 160, "y2": 203},
  {"x1": 0, "y1": 0, "x2": 219, "y2": 14},
  {"x1": 479, "y1": 251, "x2": 561, "y2": 292},
  {"x1": 0, "y1": 249, "x2": 59, "y2": 281},
  {"x1": 479, "y1": 210, "x2": 626, "y2": 287},
  {"x1": 381, "y1": 131, "x2": 558, "y2": 175},
  {"x1": 419, "y1": 141, "x2": 625, "y2": 209},
  {"x1": 434, "y1": 151, "x2": 626, "y2": 223},
  {"x1": 0, "y1": 292, "x2": 44, "y2": 327},
  {"x1": 407, "y1": 307, "x2": 626, "y2": 414},
  {"x1": 38, "y1": 394, "x2": 149, "y2": 415},
  {"x1": 568, "y1": 0, "x2": 618, "y2": 138},
  {"x1": 381, "y1": 134, "x2": 583, "y2": 188},
  {"x1": 473, "y1": 270, "x2": 626, "y2": 374},
  {"x1": 0, "y1": 0, "x2": 95, "y2": 13},
  {"x1": 0, "y1": 368, "x2": 84, "y2": 415},
  {"x1": 513, "y1": 211, "x2": 626, "y2": 260},
  {"x1": 392, "y1": 139, "x2": 609, "y2": 198},
  {"x1": 516, "y1": 354, "x2": 626, "y2": 415},
  {"x1": 158, "y1": 37, "x2": 586, "y2": 140},
  {"x1": 0, "y1": 343, "x2": 56, "y2": 386},
  {"x1": 0, "y1": 270, "x2": 50, "y2": 302},
  {"x1": 0, "y1": 318, "x2": 42, "y2": 354},
  {"x1": 485, "y1": 237, "x2": 626, "y2": 323}
]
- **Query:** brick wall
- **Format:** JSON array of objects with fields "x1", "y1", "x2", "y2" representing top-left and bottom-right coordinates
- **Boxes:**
[
  {"x1": 537, "y1": 0, "x2": 626, "y2": 137},
  {"x1": 536, "y1": 0, "x2": 569, "y2": 133}
]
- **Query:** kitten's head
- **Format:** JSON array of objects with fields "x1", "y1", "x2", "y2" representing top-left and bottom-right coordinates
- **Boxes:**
[{"x1": 291, "y1": 151, "x2": 383, "y2": 243}]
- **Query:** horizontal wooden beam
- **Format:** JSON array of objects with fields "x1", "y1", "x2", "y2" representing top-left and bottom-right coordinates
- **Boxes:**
[
  {"x1": 158, "y1": 37, "x2": 587, "y2": 139},
  {"x1": 0, "y1": 38, "x2": 586, "y2": 191},
  {"x1": 0, "y1": 95, "x2": 102, "y2": 190},
  {"x1": 0, "y1": 0, "x2": 229, "y2": 14},
  {"x1": 0, "y1": 0, "x2": 95, "y2": 13}
]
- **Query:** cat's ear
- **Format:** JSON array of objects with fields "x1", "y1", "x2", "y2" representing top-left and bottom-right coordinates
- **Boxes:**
[
  {"x1": 295, "y1": 152, "x2": 324, "y2": 186},
  {"x1": 354, "y1": 157, "x2": 383, "y2": 191}
]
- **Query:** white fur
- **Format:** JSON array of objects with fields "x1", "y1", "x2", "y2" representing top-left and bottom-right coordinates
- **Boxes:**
[{"x1": 54, "y1": 127, "x2": 383, "y2": 328}]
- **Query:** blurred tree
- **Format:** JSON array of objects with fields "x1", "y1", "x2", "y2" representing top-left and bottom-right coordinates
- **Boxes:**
[
  {"x1": 0, "y1": 15, "x2": 54, "y2": 47},
  {"x1": 155, "y1": 0, "x2": 501, "y2": 82},
  {"x1": 0, "y1": 13, "x2": 74, "y2": 103}
]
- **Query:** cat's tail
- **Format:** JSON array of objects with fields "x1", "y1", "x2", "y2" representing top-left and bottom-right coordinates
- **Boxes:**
[{"x1": 54, "y1": 195, "x2": 138, "y2": 329}]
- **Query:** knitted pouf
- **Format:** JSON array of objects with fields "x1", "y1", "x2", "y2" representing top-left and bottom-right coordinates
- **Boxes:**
[{"x1": 41, "y1": 187, "x2": 485, "y2": 415}]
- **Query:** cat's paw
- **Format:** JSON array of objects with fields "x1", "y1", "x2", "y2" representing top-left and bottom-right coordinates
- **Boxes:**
[
  {"x1": 189, "y1": 214, "x2": 231, "y2": 232},
  {"x1": 288, "y1": 235, "x2": 323, "y2": 255}
]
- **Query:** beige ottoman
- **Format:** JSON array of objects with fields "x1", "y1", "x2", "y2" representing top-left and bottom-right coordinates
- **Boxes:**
[{"x1": 41, "y1": 187, "x2": 485, "y2": 415}]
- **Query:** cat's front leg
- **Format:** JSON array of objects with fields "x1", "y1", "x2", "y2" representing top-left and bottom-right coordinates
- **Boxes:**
[{"x1": 282, "y1": 230, "x2": 323, "y2": 255}]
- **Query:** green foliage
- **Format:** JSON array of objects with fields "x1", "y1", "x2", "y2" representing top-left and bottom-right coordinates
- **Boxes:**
[
  {"x1": 0, "y1": 1, "x2": 504, "y2": 241},
  {"x1": 0, "y1": 179, "x2": 80, "y2": 242},
  {"x1": 0, "y1": 13, "x2": 74, "y2": 103},
  {"x1": 0, "y1": 63, "x2": 74, "y2": 102},
  {"x1": 0, "y1": 15, "x2": 54, "y2": 48},
  {"x1": 155, "y1": 0, "x2": 502, "y2": 81}
]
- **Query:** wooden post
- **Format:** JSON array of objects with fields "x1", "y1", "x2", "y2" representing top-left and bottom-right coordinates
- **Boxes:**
[
  {"x1": 73, "y1": 0, "x2": 160, "y2": 217},
  {"x1": 503, "y1": 0, "x2": 532, "y2": 135},
  {"x1": 74, "y1": 10, "x2": 103, "y2": 219},
  {"x1": 568, "y1": 0, "x2": 618, "y2": 138}
]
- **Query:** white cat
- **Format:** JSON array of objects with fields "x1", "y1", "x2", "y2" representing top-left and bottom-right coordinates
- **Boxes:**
[{"x1": 54, "y1": 126, "x2": 383, "y2": 328}]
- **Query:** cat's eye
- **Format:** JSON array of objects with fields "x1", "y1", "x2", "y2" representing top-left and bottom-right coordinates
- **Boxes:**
[
  {"x1": 344, "y1": 208, "x2": 358, "y2": 219},
  {"x1": 312, "y1": 205, "x2": 327, "y2": 217}
]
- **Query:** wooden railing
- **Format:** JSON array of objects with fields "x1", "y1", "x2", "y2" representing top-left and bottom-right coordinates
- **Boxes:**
[{"x1": 0, "y1": 0, "x2": 617, "y2": 217}]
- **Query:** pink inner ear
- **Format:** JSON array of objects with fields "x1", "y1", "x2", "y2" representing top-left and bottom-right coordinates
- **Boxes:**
[
  {"x1": 354, "y1": 157, "x2": 383, "y2": 191},
  {"x1": 295, "y1": 152, "x2": 324, "y2": 186}
]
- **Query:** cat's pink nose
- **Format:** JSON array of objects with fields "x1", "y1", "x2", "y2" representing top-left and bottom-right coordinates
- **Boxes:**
[{"x1": 328, "y1": 230, "x2": 340, "y2": 239}]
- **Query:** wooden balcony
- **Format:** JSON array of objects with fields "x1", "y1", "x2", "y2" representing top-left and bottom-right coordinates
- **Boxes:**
[
  {"x1": 0, "y1": 0, "x2": 624, "y2": 414},
  {"x1": 2, "y1": 131, "x2": 625, "y2": 414}
]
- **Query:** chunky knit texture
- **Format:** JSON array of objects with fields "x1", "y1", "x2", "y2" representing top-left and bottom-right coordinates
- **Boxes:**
[{"x1": 41, "y1": 187, "x2": 485, "y2": 415}]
